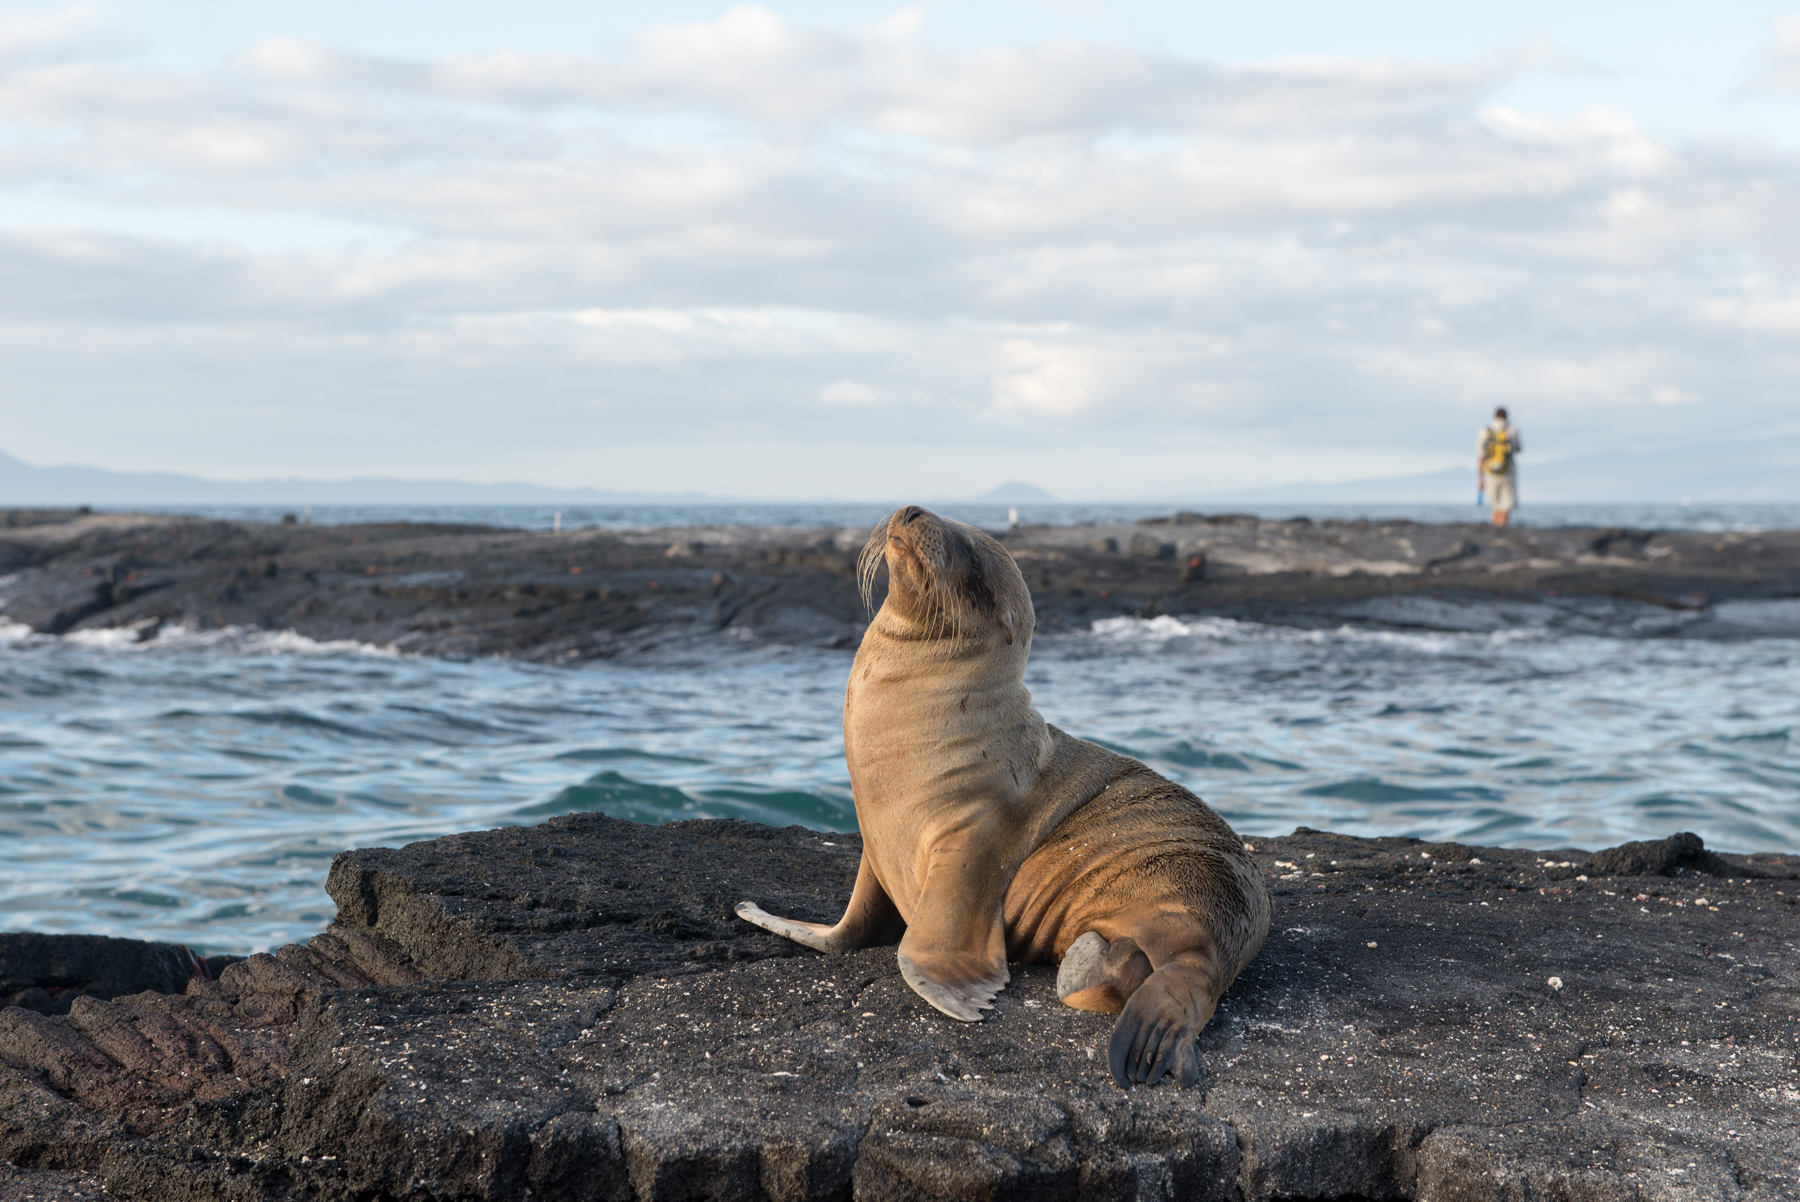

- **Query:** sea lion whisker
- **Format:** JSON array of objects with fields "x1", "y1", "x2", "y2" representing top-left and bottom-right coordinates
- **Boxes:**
[{"x1": 858, "y1": 512, "x2": 896, "y2": 612}]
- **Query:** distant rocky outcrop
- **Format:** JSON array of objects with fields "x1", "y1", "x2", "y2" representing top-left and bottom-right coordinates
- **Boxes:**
[
  {"x1": 972, "y1": 482, "x2": 1057, "y2": 504},
  {"x1": 4, "y1": 509, "x2": 1799, "y2": 659}
]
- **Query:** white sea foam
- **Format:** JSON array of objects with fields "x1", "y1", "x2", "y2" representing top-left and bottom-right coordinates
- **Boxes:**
[
  {"x1": 61, "y1": 625, "x2": 157, "y2": 650},
  {"x1": 1089, "y1": 614, "x2": 1258, "y2": 644},
  {"x1": 12, "y1": 621, "x2": 397, "y2": 657},
  {"x1": 1319, "y1": 624, "x2": 1548, "y2": 653},
  {"x1": 1086, "y1": 613, "x2": 1547, "y2": 654},
  {"x1": 157, "y1": 624, "x2": 400, "y2": 658}
]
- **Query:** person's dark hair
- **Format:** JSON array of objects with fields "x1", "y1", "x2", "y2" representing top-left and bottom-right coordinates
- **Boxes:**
[{"x1": 1494, "y1": 407, "x2": 1508, "y2": 419}]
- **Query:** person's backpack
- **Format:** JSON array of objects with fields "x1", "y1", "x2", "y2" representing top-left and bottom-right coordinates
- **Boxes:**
[{"x1": 1483, "y1": 426, "x2": 1514, "y2": 474}]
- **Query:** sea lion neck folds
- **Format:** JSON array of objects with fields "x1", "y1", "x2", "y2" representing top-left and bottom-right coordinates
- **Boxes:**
[{"x1": 738, "y1": 504, "x2": 1270, "y2": 1087}]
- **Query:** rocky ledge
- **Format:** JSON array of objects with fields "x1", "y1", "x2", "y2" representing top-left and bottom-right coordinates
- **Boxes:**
[{"x1": 2, "y1": 817, "x2": 1797, "y2": 1201}]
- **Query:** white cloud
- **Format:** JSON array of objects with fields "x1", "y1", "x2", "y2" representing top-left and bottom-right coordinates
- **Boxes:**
[
  {"x1": 1479, "y1": 104, "x2": 1673, "y2": 174},
  {"x1": 1699, "y1": 295, "x2": 1800, "y2": 334},
  {"x1": 0, "y1": 4, "x2": 1798, "y2": 497},
  {"x1": 0, "y1": 1, "x2": 120, "y2": 66},
  {"x1": 1648, "y1": 384, "x2": 1700, "y2": 406},
  {"x1": 819, "y1": 378, "x2": 877, "y2": 405},
  {"x1": 1755, "y1": 15, "x2": 1800, "y2": 92},
  {"x1": 992, "y1": 338, "x2": 1105, "y2": 416}
]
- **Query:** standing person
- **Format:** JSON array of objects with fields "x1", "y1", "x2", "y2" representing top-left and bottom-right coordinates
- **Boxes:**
[{"x1": 1478, "y1": 407, "x2": 1521, "y2": 527}]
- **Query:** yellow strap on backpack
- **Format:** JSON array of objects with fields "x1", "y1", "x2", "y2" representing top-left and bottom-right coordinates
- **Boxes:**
[{"x1": 1483, "y1": 427, "x2": 1513, "y2": 474}]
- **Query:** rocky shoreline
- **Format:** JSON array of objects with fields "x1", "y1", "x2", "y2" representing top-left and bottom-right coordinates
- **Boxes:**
[
  {"x1": 2, "y1": 817, "x2": 1796, "y2": 1201},
  {"x1": 5, "y1": 508, "x2": 1799, "y2": 1199},
  {"x1": 2, "y1": 508, "x2": 1798, "y2": 659}
]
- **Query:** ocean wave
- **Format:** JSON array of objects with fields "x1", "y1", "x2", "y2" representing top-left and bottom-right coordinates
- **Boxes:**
[
  {"x1": 1088, "y1": 614, "x2": 1251, "y2": 643},
  {"x1": 6, "y1": 621, "x2": 398, "y2": 658},
  {"x1": 1697, "y1": 599, "x2": 1800, "y2": 638},
  {"x1": 1085, "y1": 613, "x2": 1545, "y2": 653},
  {"x1": 59, "y1": 625, "x2": 160, "y2": 650},
  {"x1": 514, "y1": 770, "x2": 855, "y2": 829}
]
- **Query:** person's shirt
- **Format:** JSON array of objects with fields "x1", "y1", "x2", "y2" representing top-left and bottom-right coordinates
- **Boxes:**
[{"x1": 1478, "y1": 422, "x2": 1521, "y2": 473}]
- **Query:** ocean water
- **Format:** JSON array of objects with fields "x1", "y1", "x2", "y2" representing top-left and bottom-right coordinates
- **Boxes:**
[
  {"x1": 129, "y1": 500, "x2": 1800, "y2": 535},
  {"x1": 3, "y1": 603, "x2": 1796, "y2": 956}
]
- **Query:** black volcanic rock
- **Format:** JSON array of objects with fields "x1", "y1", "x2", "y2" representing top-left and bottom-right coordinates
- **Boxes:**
[
  {"x1": 1, "y1": 816, "x2": 1797, "y2": 1200},
  {"x1": 1588, "y1": 830, "x2": 1737, "y2": 878},
  {"x1": 5, "y1": 509, "x2": 1800, "y2": 659},
  {"x1": 322, "y1": 816, "x2": 856, "y2": 983},
  {"x1": 0, "y1": 934, "x2": 234, "y2": 1016}
]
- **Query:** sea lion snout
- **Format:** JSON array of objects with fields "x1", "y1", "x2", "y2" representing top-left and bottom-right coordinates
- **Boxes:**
[{"x1": 859, "y1": 506, "x2": 1029, "y2": 646}]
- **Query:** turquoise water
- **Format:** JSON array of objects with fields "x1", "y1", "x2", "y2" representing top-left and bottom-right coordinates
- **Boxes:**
[{"x1": 2, "y1": 606, "x2": 1797, "y2": 955}]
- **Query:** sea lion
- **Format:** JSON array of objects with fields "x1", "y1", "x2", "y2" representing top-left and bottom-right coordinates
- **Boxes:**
[{"x1": 736, "y1": 505, "x2": 1269, "y2": 1087}]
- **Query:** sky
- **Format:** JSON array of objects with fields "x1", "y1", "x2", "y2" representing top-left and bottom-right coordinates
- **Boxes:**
[{"x1": 3, "y1": 1, "x2": 1800, "y2": 500}]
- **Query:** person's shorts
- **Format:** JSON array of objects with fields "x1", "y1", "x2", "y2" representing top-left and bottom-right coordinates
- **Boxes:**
[{"x1": 1485, "y1": 471, "x2": 1517, "y2": 512}]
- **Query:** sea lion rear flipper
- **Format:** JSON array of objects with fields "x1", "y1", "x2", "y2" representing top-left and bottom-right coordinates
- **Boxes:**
[
  {"x1": 894, "y1": 842, "x2": 1011, "y2": 1022},
  {"x1": 1058, "y1": 934, "x2": 1153, "y2": 1014},
  {"x1": 1107, "y1": 957, "x2": 1213, "y2": 1088},
  {"x1": 1055, "y1": 932, "x2": 1109, "y2": 999}
]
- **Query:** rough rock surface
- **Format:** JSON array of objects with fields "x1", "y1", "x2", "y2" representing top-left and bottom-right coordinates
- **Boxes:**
[
  {"x1": 2, "y1": 816, "x2": 1798, "y2": 1201},
  {"x1": 1, "y1": 934, "x2": 238, "y2": 1016},
  {"x1": 4, "y1": 509, "x2": 1798, "y2": 660},
  {"x1": 0, "y1": 1163, "x2": 109, "y2": 1200}
]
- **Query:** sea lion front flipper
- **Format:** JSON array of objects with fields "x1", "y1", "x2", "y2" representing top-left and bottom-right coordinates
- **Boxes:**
[
  {"x1": 736, "y1": 852, "x2": 904, "y2": 954},
  {"x1": 896, "y1": 944, "x2": 1008, "y2": 1022},
  {"x1": 894, "y1": 841, "x2": 1011, "y2": 1022}
]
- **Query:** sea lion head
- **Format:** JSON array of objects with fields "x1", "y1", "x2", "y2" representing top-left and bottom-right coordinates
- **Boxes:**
[{"x1": 859, "y1": 505, "x2": 1033, "y2": 648}]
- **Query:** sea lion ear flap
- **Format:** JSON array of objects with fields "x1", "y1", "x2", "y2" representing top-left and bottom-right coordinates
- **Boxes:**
[{"x1": 999, "y1": 609, "x2": 1015, "y2": 645}]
